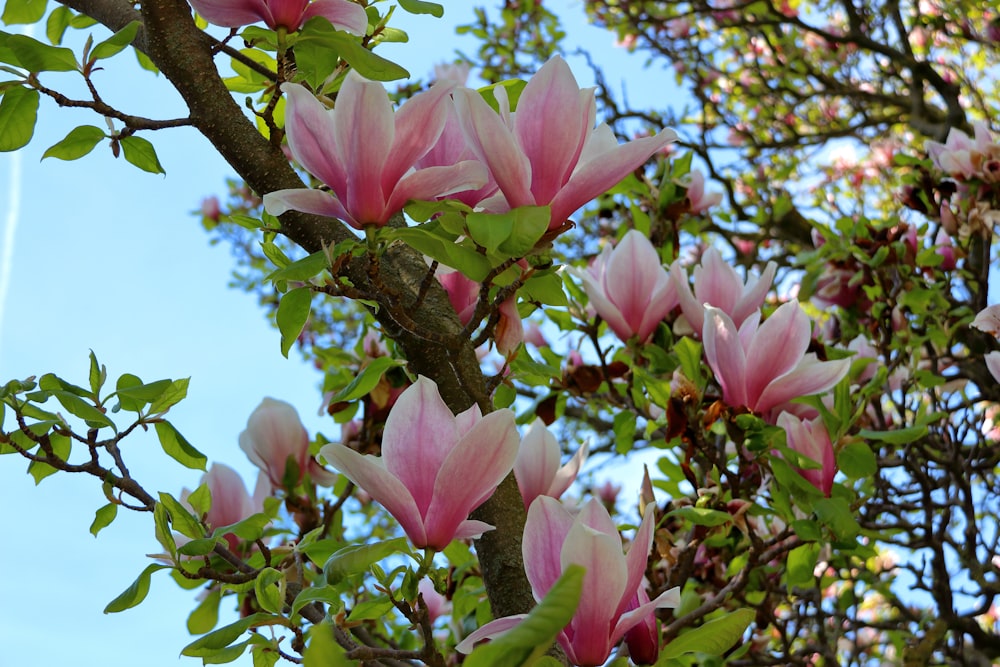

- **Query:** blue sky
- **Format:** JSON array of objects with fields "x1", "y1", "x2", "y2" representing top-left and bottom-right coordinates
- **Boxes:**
[{"x1": 0, "y1": 3, "x2": 676, "y2": 665}]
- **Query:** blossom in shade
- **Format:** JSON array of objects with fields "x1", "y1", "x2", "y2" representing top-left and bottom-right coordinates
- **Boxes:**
[
  {"x1": 776, "y1": 411, "x2": 836, "y2": 496},
  {"x1": 318, "y1": 376, "x2": 519, "y2": 550},
  {"x1": 623, "y1": 586, "x2": 660, "y2": 664},
  {"x1": 186, "y1": 0, "x2": 368, "y2": 33},
  {"x1": 182, "y1": 463, "x2": 268, "y2": 553},
  {"x1": 671, "y1": 246, "x2": 776, "y2": 337},
  {"x1": 702, "y1": 302, "x2": 850, "y2": 417},
  {"x1": 417, "y1": 578, "x2": 452, "y2": 625},
  {"x1": 456, "y1": 497, "x2": 679, "y2": 666},
  {"x1": 264, "y1": 76, "x2": 488, "y2": 229},
  {"x1": 682, "y1": 169, "x2": 723, "y2": 214},
  {"x1": 514, "y1": 419, "x2": 589, "y2": 509},
  {"x1": 569, "y1": 229, "x2": 678, "y2": 343},
  {"x1": 239, "y1": 398, "x2": 336, "y2": 490},
  {"x1": 453, "y1": 55, "x2": 676, "y2": 231}
]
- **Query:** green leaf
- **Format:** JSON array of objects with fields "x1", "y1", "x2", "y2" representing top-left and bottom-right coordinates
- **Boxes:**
[
  {"x1": 520, "y1": 270, "x2": 567, "y2": 307},
  {"x1": 0, "y1": 85, "x2": 38, "y2": 151},
  {"x1": 7, "y1": 34, "x2": 77, "y2": 71},
  {"x1": 467, "y1": 210, "x2": 512, "y2": 254},
  {"x1": 325, "y1": 357, "x2": 405, "y2": 403},
  {"x1": 148, "y1": 377, "x2": 189, "y2": 415},
  {"x1": 323, "y1": 537, "x2": 410, "y2": 584},
  {"x1": 464, "y1": 564, "x2": 583, "y2": 667},
  {"x1": 115, "y1": 377, "x2": 171, "y2": 407},
  {"x1": 665, "y1": 506, "x2": 733, "y2": 527},
  {"x1": 3, "y1": 0, "x2": 47, "y2": 25},
  {"x1": 51, "y1": 390, "x2": 115, "y2": 428},
  {"x1": 786, "y1": 542, "x2": 820, "y2": 587},
  {"x1": 187, "y1": 481, "x2": 212, "y2": 517},
  {"x1": 391, "y1": 224, "x2": 491, "y2": 281},
  {"x1": 27, "y1": 432, "x2": 70, "y2": 483},
  {"x1": 499, "y1": 206, "x2": 550, "y2": 256},
  {"x1": 836, "y1": 440, "x2": 877, "y2": 479},
  {"x1": 477, "y1": 79, "x2": 527, "y2": 113},
  {"x1": 45, "y1": 6, "x2": 72, "y2": 44},
  {"x1": 297, "y1": 18, "x2": 408, "y2": 82},
  {"x1": 104, "y1": 564, "x2": 168, "y2": 613},
  {"x1": 177, "y1": 536, "x2": 221, "y2": 556},
  {"x1": 291, "y1": 585, "x2": 342, "y2": 617},
  {"x1": 159, "y1": 492, "x2": 205, "y2": 539},
  {"x1": 88, "y1": 350, "x2": 106, "y2": 395},
  {"x1": 182, "y1": 613, "x2": 273, "y2": 657},
  {"x1": 266, "y1": 249, "x2": 330, "y2": 283},
  {"x1": 303, "y1": 622, "x2": 356, "y2": 667},
  {"x1": 188, "y1": 587, "x2": 221, "y2": 634},
  {"x1": 346, "y1": 597, "x2": 394, "y2": 621},
  {"x1": 120, "y1": 135, "x2": 165, "y2": 174},
  {"x1": 674, "y1": 337, "x2": 703, "y2": 386},
  {"x1": 857, "y1": 425, "x2": 926, "y2": 445},
  {"x1": 89, "y1": 20, "x2": 139, "y2": 61},
  {"x1": 396, "y1": 0, "x2": 443, "y2": 17},
  {"x1": 813, "y1": 496, "x2": 860, "y2": 541},
  {"x1": 90, "y1": 502, "x2": 118, "y2": 537},
  {"x1": 276, "y1": 287, "x2": 313, "y2": 358},
  {"x1": 254, "y1": 567, "x2": 285, "y2": 614},
  {"x1": 612, "y1": 410, "x2": 635, "y2": 454},
  {"x1": 154, "y1": 420, "x2": 208, "y2": 470},
  {"x1": 657, "y1": 608, "x2": 754, "y2": 660}
]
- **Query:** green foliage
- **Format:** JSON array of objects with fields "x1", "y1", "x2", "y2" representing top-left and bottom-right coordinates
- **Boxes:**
[
  {"x1": 119, "y1": 135, "x2": 165, "y2": 174},
  {"x1": 657, "y1": 609, "x2": 755, "y2": 661},
  {"x1": 43, "y1": 125, "x2": 105, "y2": 161},
  {"x1": 154, "y1": 421, "x2": 207, "y2": 471},
  {"x1": 0, "y1": 84, "x2": 38, "y2": 151},
  {"x1": 104, "y1": 564, "x2": 169, "y2": 613},
  {"x1": 323, "y1": 537, "x2": 410, "y2": 584},
  {"x1": 276, "y1": 286, "x2": 313, "y2": 358},
  {"x1": 2, "y1": 0, "x2": 46, "y2": 25}
]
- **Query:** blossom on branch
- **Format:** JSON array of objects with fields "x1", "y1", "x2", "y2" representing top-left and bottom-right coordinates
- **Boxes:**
[
  {"x1": 453, "y1": 55, "x2": 677, "y2": 232},
  {"x1": 569, "y1": 229, "x2": 678, "y2": 343},
  {"x1": 182, "y1": 463, "x2": 267, "y2": 553},
  {"x1": 264, "y1": 76, "x2": 488, "y2": 229},
  {"x1": 702, "y1": 302, "x2": 850, "y2": 417},
  {"x1": 318, "y1": 376, "x2": 519, "y2": 550},
  {"x1": 457, "y1": 496, "x2": 679, "y2": 666},
  {"x1": 776, "y1": 411, "x2": 836, "y2": 496},
  {"x1": 239, "y1": 398, "x2": 336, "y2": 491},
  {"x1": 186, "y1": 0, "x2": 368, "y2": 33},
  {"x1": 513, "y1": 418, "x2": 589, "y2": 509},
  {"x1": 671, "y1": 246, "x2": 776, "y2": 337}
]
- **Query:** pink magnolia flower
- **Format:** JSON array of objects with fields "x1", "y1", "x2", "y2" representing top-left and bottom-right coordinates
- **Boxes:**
[
  {"x1": 925, "y1": 120, "x2": 1000, "y2": 180},
  {"x1": 182, "y1": 463, "x2": 268, "y2": 553},
  {"x1": 239, "y1": 398, "x2": 336, "y2": 491},
  {"x1": 318, "y1": 376, "x2": 519, "y2": 550},
  {"x1": 972, "y1": 305, "x2": 1000, "y2": 337},
  {"x1": 414, "y1": 99, "x2": 498, "y2": 208},
  {"x1": 570, "y1": 229, "x2": 679, "y2": 343},
  {"x1": 453, "y1": 56, "x2": 677, "y2": 231},
  {"x1": 514, "y1": 419, "x2": 589, "y2": 509},
  {"x1": 437, "y1": 266, "x2": 523, "y2": 355},
  {"x1": 623, "y1": 586, "x2": 660, "y2": 664},
  {"x1": 986, "y1": 351, "x2": 1000, "y2": 383},
  {"x1": 457, "y1": 497, "x2": 680, "y2": 666},
  {"x1": 417, "y1": 578, "x2": 452, "y2": 624},
  {"x1": 264, "y1": 76, "x2": 488, "y2": 229},
  {"x1": 682, "y1": 169, "x2": 723, "y2": 214},
  {"x1": 187, "y1": 0, "x2": 367, "y2": 33},
  {"x1": 776, "y1": 411, "x2": 836, "y2": 496},
  {"x1": 703, "y1": 302, "x2": 850, "y2": 417},
  {"x1": 671, "y1": 246, "x2": 776, "y2": 337}
]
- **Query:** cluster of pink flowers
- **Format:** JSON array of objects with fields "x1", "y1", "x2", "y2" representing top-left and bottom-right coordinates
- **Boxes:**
[
  {"x1": 924, "y1": 121, "x2": 1000, "y2": 238},
  {"x1": 264, "y1": 56, "x2": 677, "y2": 232}
]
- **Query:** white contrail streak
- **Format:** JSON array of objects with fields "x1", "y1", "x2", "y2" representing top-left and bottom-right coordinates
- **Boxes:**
[{"x1": 0, "y1": 24, "x2": 33, "y2": 372}]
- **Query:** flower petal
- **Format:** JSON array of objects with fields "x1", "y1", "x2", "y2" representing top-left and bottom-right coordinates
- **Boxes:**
[
  {"x1": 384, "y1": 161, "x2": 488, "y2": 217},
  {"x1": 382, "y1": 82, "x2": 454, "y2": 191},
  {"x1": 744, "y1": 301, "x2": 811, "y2": 404},
  {"x1": 514, "y1": 418, "x2": 562, "y2": 508},
  {"x1": 610, "y1": 587, "x2": 680, "y2": 648},
  {"x1": 703, "y1": 306, "x2": 749, "y2": 408},
  {"x1": 300, "y1": 0, "x2": 368, "y2": 34},
  {"x1": 280, "y1": 83, "x2": 348, "y2": 196},
  {"x1": 381, "y1": 376, "x2": 460, "y2": 516},
  {"x1": 318, "y1": 443, "x2": 426, "y2": 546},
  {"x1": 755, "y1": 355, "x2": 850, "y2": 415},
  {"x1": 523, "y1": 496, "x2": 576, "y2": 599},
  {"x1": 455, "y1": 615, "x2": 528, "y2": 654},
  {"x1": 263, "y1": 188, "x2": 357, "y2": 228},
  {"x1": 187, "y1": 0, "x2": 269, "y2": 27},
  {"x1": 334, "y1": 71, "x2": 393, "y2": 225},
  {"x1": 422, "y1": 409, "x2": 520, "y2": 549}
]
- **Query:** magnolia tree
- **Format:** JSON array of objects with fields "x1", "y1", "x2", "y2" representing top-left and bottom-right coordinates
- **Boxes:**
[{"x1": 2, "y1": 0, "x2": 1000, "y2": 665}]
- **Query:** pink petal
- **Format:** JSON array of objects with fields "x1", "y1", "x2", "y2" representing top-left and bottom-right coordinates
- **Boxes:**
[
  {"x1": 452, "y1": 519, "x2": 495, "y2": 540},
  {"x1": 972, "y1": 305, "x2": 1000, "y2": 337},
  {"x1": 514, "y1": 56, "x2": 592, "y2": 204},
  {"x1": 187, "y1": 0, "x2": 269, "y2": 27},
  {"x1": 548, "y1": 128, "x2": 677, "y2": 228},
  {"x1": 560, "y1": 520, "x2": 628, "y2": 667},
  {"x1": 453, "y1": 87, "x2": 534, "y2": 210},
  {"x1": 671, "y1": 259, "x2": 705, "y2": 336},
  {"x1": 523, "y1": 496, "x2": 576, "y2": 599},
  {"x1": 514, "y1": 419, "x2": 562, "y2": 508},
  {"x1": 610, "y1": 587, "x2": 681, "y2": 648},
  {"x1": 616, "y1": 506, "x2": 657, "y2": 618},
  {"x1": 455, "y1": 615, "x2": 528, "y2": 654},
  {"x1": 333, "y1": 72, "x2": 393, "y2": 225},
  {"x1": 744, "y1": 301, "x2": 811, "y2": 405},
  {"x1": 422, "y1": 409, "x2": 520, "y2": 549},
  {"x1": 547, "y1": 440, "x2": 589, "y2": 500},
  {"x1": 703, "y1": 306, "x2": 749, "y2": 408},
  {"x1": 262, "y1": 188, "x2": 357, "y2": 228},
  {"x1": 382, "y1": 82, "x2": 454, "y2": 191},
  {"x1": 318, "y1": 443, "x2": 426, "y2": 546},
  {"x1": 280, "y1": 83, "x2": 348, "y2": 197},
  {"x1": 383, "y1": 161, "x2": 488, "y2": 217},
  {"x1": 300, "y1": 0, "x2": 368, "y2": 34},
  {"x1": 603, "y1": 231, "x2": 670, "y2": 340},
  {"x1": 263, "y1": 0, "x2": 308, "y2": 29},
  {"x1": 732, "y1": 261, "x2": 777, "y2": 326},
  {"x1": 693, "y1": 248, "x2": 740, "y2": 316},
  {"x1": 755, "y1": 355, "x2": 850, "y2": 415},
  {"x1": 381, "y1": 376, "x2": 460, "y2": 516},
  {"x1": 987, "y1": 351, "x2": 1000, "y2": 383}
]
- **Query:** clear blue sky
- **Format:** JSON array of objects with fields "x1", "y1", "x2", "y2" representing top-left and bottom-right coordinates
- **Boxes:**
[{"x1": 0, "y1": 3, "x2": 678, "y2": 665}]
